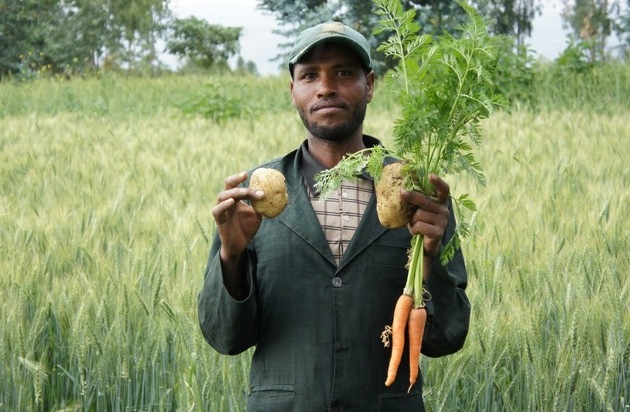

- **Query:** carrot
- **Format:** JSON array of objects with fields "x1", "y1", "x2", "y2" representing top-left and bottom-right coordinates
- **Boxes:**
[
  {"x1": 384, "y1": 294, "x2": 413, "y2": 386},
  {"x1": 406, "y1": 306, "x2": 427, "y2": 392}
]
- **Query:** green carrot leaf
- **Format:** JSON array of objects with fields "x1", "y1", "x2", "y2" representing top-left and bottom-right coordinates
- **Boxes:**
[{"x1": 315, "y1": 0, "x2": 508, "y2": 269}]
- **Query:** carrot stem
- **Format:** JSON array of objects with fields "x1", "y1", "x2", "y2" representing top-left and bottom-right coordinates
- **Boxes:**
[{"x1": 408, "y1": 234, "x2": 425, "y2": 308}]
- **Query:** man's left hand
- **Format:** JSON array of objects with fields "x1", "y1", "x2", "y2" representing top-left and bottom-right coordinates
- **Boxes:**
[{"x1": 401, "y1": 174, "x2": 451, "y2": 259}]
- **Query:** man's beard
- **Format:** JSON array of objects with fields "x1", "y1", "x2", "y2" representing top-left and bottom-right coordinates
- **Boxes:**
[{"x1": 298, "y1": 102, "x2": 367, "y2": 142}]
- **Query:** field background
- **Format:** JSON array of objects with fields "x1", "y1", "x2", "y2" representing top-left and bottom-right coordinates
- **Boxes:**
[{"x1": 0, "y1": 73, "x2": 628, "y2": 411}]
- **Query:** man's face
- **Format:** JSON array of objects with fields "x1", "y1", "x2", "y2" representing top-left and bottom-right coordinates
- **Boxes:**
[{"x1": 290, "y1": 43, "x2": 374, "y2": 143}]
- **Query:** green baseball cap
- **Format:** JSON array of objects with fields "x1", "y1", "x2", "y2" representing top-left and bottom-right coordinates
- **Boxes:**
[{"x1": 288, "y1": 22, "x2": 372, "y2": 73}]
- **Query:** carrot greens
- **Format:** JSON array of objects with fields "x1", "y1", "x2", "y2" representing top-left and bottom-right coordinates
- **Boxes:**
[
  {"x1": 316, "y1": 0, "x2": 506, "y2": 267},
  {"x1": 314, "y1": 0, "x2": 507, "y2": 389}
]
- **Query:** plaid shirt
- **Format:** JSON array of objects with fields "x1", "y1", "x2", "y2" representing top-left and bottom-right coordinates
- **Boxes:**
[
  {"x1": 308, "y1": 179, "x2": 372, "y2": 264},
  {"x1": 300, "y1": 138, "x2": 377, "y2": 265}
]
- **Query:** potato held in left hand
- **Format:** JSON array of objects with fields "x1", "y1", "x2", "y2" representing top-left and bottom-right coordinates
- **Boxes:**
[{"x1": 249, "y1": 168, "x2": 288, "y2": 218}]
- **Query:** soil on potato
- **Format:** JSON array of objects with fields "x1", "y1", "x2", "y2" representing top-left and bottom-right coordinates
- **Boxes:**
[{"x1": 375, "y1": 162, "x2": 416, "y2": 229}]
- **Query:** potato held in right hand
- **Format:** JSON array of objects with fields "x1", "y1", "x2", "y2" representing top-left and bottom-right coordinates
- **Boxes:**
[
  {"x1": 249, "y1": 168, "x2": 288, "y2": 218},
  {"x1": 375, "y1": 162, "x2": 416, "y2": 229}
]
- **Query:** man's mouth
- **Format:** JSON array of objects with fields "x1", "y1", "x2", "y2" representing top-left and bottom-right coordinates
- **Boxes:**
[{"x1": 312, "y1": 101, "x2": 346, "y2": 113}]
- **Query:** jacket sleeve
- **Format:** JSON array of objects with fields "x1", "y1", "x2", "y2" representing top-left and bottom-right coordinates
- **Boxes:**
[
  {"x1": 421, "y1": 202, "x2": 471, "y2": 357},
  {"x1": 197, "y1": 232, "x2": 259, "y2": 355}
]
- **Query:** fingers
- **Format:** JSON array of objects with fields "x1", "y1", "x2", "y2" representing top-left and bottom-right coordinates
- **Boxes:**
[
  {"x1": 408, "y1": 215, "x2": 447, "y2": 239},
  {"x1": 429, "y1": 174, "x2": 450, "y2": 204},
  {"x1": 402, "y1": 191, "x2": 438, "y2": 211},
  {"x1": 223, "y1": 171, "x2": 248, "y2": 190},
  {"x1": 217, "y1": 186, "x2": 264, "y2": 204},
  {"x1": 401, "y1": 174, "x2": 451, "y2": 243},
  {"x1": 407, "y1": 204, "x2": 449, "y2": 258},
  {"x1": 211, "y1": 197, "x2": 236, "y2": 225},
  {"x1": 212, "y1": 172, "x2": 265, "y2": 224},
  {"x1": 217, "y1": 172, "x2": 265, "y2": 204},
  {"x1": 401, "y1": 174, "x2": 449, "y2": 209}
]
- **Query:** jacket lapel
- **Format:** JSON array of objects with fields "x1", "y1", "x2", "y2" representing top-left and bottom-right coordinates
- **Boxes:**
[{"x1": 277, "y1": 150, "x2": 336, "y2": 266}]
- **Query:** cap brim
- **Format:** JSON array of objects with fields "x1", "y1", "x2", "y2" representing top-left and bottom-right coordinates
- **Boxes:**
[{"x1": 289, "y1": 36, "x2": 372, "y2": 71}]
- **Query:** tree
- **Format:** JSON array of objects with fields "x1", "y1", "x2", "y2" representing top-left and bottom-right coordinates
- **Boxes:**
[
  {"x1": 473, "y1": 0, "x2": 542, "y2": 45},
  {"x1": 237, "y1": 56, "x2": 259, "y2": 75},
  {"x1": 259, "y1": 0, "x2": 470, "y2": 36},
  {"x1": 165, "y1": 17, "x2": 242, "y2": 70},
  {"x1": 561, "y1": 0, "x2": 621, "y2": 61},
  {"x1": 258, "y1": 0, "x2": 374, "y2": 55},
  {"x1": 0, "y1": 0, "x2": 172, "y2": 77},
  {"x1": 47, "y1": 0, "x2": 110, "y2": 72},
  {"x1": 259, "y1": 0, "x2": 461, "y2": 74},
  {"x1": 0, "y1": 0, "x2": 61, "y2": 75},
  {"x1": 612, "y1": 0, "x2": 630, "y2": 57},
  {"x1": 404, "y1": 0, "x2": 470, "y2": 36},
  {"x1": 55, "y1": 0, "x2": 172, "y2": 72},
  {"x1": 106, "y1": 0, "x2": 172, "y2": 71},
  {"x1": 258, "y1": 0, "x2": 540, "y2": 74}
]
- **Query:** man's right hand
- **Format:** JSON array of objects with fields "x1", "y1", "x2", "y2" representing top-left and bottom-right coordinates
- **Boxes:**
[{"x1": 212, "y1": 172, "x2": 264, "y2": 265}]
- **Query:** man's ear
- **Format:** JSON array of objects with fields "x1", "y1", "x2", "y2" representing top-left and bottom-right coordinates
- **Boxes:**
[
  {"x1": 290, "y1": 79, "x2": 296, "y2": 106},
  {"x1": 366, "y1": 70, "x2": 375, "y2": 103}
]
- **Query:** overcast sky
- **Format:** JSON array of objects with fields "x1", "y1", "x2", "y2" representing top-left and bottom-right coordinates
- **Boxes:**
[{"x1": 170, "y1": 0, "x2": 572, "y2": 76}]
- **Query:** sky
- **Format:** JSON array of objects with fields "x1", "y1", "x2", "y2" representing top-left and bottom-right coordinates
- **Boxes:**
[{"x1": 169, "y1": 0, "x2": 572, "y2": 76}]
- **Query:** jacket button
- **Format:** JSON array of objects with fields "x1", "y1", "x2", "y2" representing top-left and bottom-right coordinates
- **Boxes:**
[{"x1": 331, "y1": 277, "x2": 343, "y2": 288}]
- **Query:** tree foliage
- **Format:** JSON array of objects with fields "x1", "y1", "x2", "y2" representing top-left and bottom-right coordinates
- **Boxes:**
[
  {"x1": 616, "y1": 0, "x2": 630, "y2": 57},
  {"x1": 0, "y1": 0, "x2": 249, "y2": 77},
  {"x1": 165, "y1": 17, "x2": 242, "y2": 70},
  {"x1": 0, "y1": 0, "x2": 59, "y2": 75},
  {"x1": 561, "y1": 0, "x2": 622, "y2": 61},
  {"x1": 473, "y1": 0, "x2": 542, "y2": 44},
  {"x1": 106, "y1": 0, "x2": 172, "y2": 69},
  {"x1": 259, "y1": 0, "x2": 542, "y2": 73},
  {"x1": 0, "y1": 0, "x2": 172, "y2": 76}
]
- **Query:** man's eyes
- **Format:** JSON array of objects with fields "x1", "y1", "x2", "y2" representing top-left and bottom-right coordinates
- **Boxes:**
[{"x1": 301, "y1": 70, "x2": 354, "y2": 79}]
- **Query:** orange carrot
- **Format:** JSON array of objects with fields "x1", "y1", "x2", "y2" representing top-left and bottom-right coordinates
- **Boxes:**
[
  {"x1": 384, "y1": 294, "x2": 414, "y2": 386},
  {"x1": 406, "y1": 306, "x2": 427, "y2": 392}
]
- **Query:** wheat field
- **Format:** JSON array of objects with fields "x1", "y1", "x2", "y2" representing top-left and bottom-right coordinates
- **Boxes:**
[{"x1": 0, "y1": 75, "x2": 628, "y2": 411}]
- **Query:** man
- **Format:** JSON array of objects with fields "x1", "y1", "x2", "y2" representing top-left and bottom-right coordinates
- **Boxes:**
[{"x1": 198, "y1": 22, "x2": 470, "y2": 412}]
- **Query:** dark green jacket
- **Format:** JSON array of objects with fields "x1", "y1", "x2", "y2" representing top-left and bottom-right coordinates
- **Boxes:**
[{"x1": 198, "y1": 142, "x2": 470, "y2": 412}]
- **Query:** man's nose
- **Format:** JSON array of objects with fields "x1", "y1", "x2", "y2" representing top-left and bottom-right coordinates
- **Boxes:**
[{"x1": 316, "y1": 74, "x2": 337, "y2": 98}]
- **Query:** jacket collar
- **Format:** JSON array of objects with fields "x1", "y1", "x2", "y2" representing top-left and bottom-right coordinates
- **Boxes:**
[
  {"x1": 275, "y1": 138, "x2": 390, "y2": 271},
  {"x1": 300, "y1": 135, "x2": 381, "y2": 195}
]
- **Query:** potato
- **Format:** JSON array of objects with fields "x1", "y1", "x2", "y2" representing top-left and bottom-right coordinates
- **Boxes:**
[
  {"x1": 249, "y1": 168, "x2": 288, "y2": 218},
  {"x1": 375, "y1": 162, "x2": 416, "y2": 229}
]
